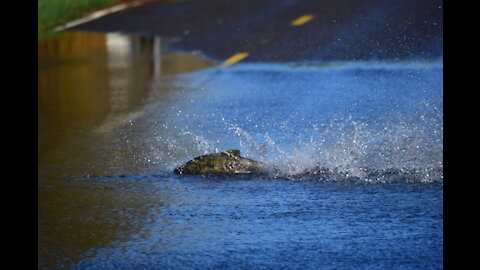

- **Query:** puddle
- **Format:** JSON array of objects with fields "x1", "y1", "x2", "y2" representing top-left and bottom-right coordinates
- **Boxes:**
[
  {"x1": 38, "y1": 31, "x2": 215, "y2": 163},
  {"x1": 38, "y1": 31, "x2": 216, "y2": 269}
]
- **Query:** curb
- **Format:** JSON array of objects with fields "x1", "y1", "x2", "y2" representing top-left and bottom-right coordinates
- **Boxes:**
[{"x1": 53, "y1": 0, "x2": 146, "y2": 32}]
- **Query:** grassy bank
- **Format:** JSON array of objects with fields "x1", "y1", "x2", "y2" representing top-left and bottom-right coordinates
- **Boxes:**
[{"x1": 38, "y1": 0, "x2": 122, "y2": 39}]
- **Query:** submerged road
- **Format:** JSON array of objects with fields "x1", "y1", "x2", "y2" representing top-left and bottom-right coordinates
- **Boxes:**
[
  {"x1": 40, "y1": 1, "x2": 444, "y2": 269},
  {"x1": 69, "y1": 0, "x2": 443, "y2": 63}
]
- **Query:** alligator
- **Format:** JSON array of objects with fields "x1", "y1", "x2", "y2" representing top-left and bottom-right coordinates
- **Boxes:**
[{"x1": 173, "y1": 150, "x2": 266, "y2": 175}]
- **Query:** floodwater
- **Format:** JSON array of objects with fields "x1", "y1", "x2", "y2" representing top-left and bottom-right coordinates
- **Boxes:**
[{"x1": 38, "y1": 31, "x2": 443, "y2": 269}]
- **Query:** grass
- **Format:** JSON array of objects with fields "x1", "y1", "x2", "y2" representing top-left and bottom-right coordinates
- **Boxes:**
[{"x1": 38, "y1": 0, "x2": 123, "y2": 39}]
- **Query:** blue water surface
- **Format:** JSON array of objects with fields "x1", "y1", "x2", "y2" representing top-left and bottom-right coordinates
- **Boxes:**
[
  {"x1": 71, "y1": 61, "x2": 443, "y2": 269},
  {"x1": 73, "y1": 172, "x2": 442, "y2": 270}
]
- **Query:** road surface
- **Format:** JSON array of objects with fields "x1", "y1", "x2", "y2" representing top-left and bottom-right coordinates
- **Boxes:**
[{"x1": 69, "y1": 0, "x2": 443, "y2": 63}]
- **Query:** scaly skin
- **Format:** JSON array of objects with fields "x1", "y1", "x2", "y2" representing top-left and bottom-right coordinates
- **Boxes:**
[{"x1": 174, "y1": 150, "x2": 266, "y2": 175}]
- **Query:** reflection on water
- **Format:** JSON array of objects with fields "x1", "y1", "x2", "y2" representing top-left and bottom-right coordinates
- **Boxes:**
[
  {"x1": 38, "y1": 31, "x2": 214, "y2": 163},
  {"x1": 38, "y1": 31, "x2": 215, "y2": 269}
]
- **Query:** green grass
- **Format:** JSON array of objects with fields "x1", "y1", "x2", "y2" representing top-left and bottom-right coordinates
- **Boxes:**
[{"x1": 38, "y1": 0, "x2": 122, "y2": 39}]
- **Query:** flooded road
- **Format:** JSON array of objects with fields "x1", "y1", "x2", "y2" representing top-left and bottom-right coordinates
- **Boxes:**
[
  {"x1": 38, "y1": 31, "x2": 216, "y2": 268},
  {"x1": 39, "y1": 31, "x2": 442, "y2": 269}
]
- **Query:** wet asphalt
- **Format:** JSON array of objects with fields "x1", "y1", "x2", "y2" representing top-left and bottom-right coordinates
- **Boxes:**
[{"x1": 69, "y1": 0, "x2": 443, "y2": 63}]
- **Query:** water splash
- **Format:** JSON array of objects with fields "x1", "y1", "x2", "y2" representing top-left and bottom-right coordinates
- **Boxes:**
[
  {"x1": 113, "y1": 61, "x2": 442, "y2": 183},
  {"x1": 216, "y1": 111, "x2": 442, "y2": 183},
  {"x1": 118, "y1": 112, "x2": 442, "y2": 183}
]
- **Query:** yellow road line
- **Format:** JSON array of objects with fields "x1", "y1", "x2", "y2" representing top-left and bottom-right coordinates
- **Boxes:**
[
  {"x1": 290, "y1": 14, "x2": 314, "y2": 26},
  {"x1": 222, "y1": 52, "x2": 249, "y2": 66},
  {"x1": 222, "y1": 14, "x2": 314, "y2": 67}
]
